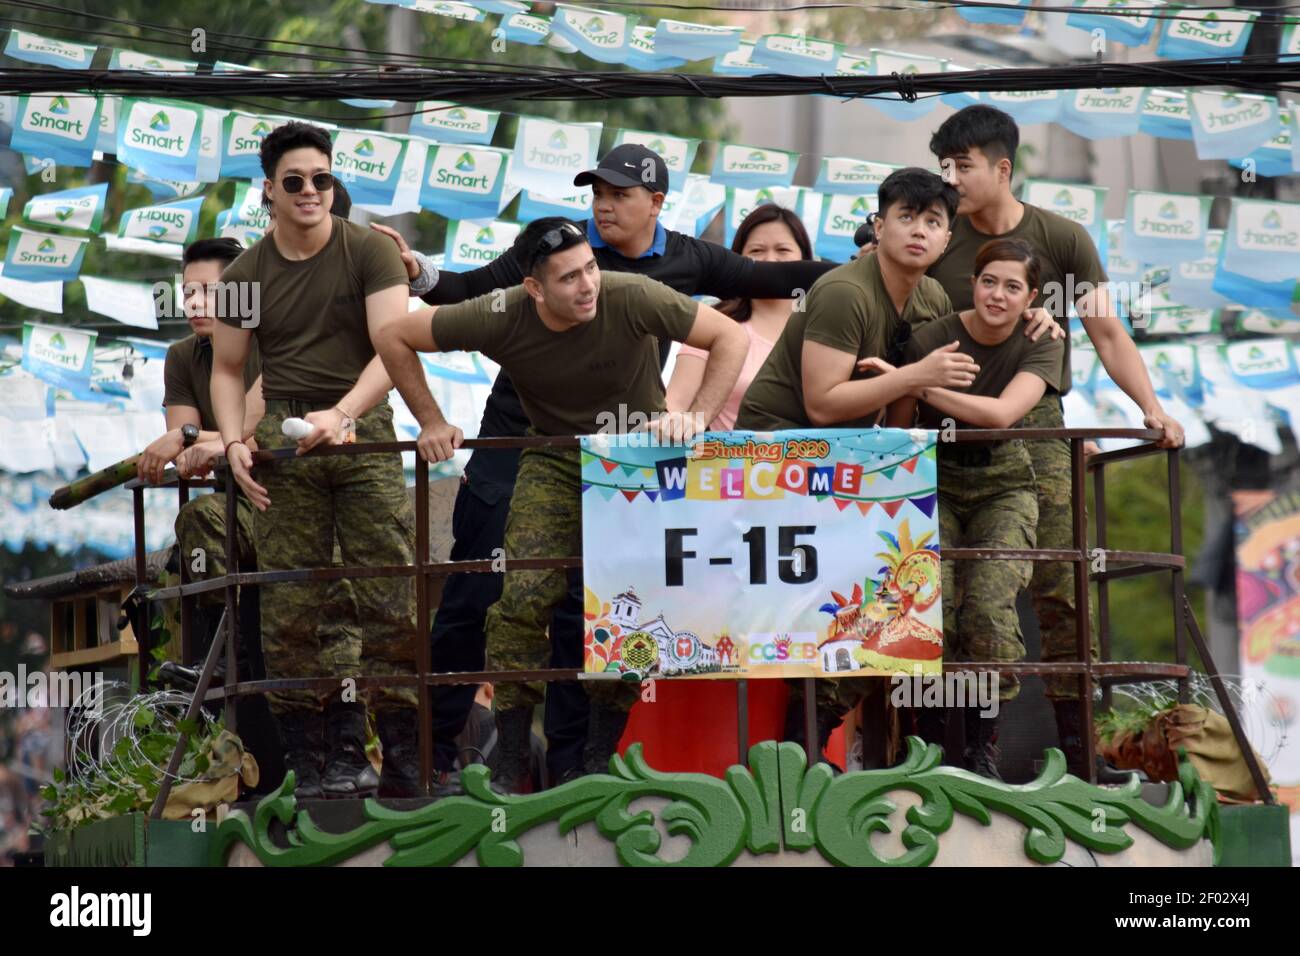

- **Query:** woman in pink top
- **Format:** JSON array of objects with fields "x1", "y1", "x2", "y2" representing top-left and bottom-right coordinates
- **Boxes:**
[{"x1": 666, "y1": 204, "x2": 814, "y2": 430}]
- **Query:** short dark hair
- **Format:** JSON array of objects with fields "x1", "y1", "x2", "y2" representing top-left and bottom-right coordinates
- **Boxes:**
[
  {"x1": 182, "y1": 237, "x2": 244, "y2": 269},
  {"x1": 515, "y1": 217, "x2": 589, "y2": 277},
  {"x1": 259, "y1": 121, "x2": 334, "y2": 179},
  {"x1": 929, "y1": 104, "x2": 1019, "y2": 173},
  {"x1": 877, "y1": 167, "x2": 958, "y2": 224},
  {"x1": 719, "y1": 204, "x2": 813, "y2": 322},
  {"x1": 973, "y1": 238, "x2": 1041, "y2": 291},
  {"x1": 329, "y1": 178, "x2": 352, "y2": 218}
]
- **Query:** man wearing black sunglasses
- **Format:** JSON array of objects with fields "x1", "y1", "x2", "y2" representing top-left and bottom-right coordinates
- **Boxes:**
[
  {"x1": 211, "y1": 122, "x2": 420, "y2": 801},
  {"x1": 375, "y1": 217, "x2": 749, "y2": 793}
]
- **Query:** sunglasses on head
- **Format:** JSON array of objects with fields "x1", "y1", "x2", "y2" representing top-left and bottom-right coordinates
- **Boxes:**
[
  {"x1": 885, "y1": 319, "x2": 912, "y2": 367},
  {"x1": 280, "y1": 172, "x2": 335, "y2": 194},
  {"x1": 527, "y1": 223, "x2": 584, "y2": 271}
]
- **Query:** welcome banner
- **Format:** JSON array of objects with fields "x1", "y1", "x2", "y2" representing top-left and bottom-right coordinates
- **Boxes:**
[{"x1": 580, "y1": 429, "x2": 942, "y2": 680}]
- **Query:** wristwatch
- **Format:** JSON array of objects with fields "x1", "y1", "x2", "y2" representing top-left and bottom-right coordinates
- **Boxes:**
[{"x1": 181, "y1": 424, "x2": 200, "y2": 448}]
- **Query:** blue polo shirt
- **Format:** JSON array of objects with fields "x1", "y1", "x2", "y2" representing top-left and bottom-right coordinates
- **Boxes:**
[{"x1": 585, "y1": 218, "x2": 668, "y2": 259}]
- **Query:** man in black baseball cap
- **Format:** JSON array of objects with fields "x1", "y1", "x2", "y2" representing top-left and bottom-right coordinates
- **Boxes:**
[
  {"x1": 370, "y1": 142, "x2": 839, "y2": 794},
  {"x1": 574, "y1": 142, "x2": 670, "y2": 194}
]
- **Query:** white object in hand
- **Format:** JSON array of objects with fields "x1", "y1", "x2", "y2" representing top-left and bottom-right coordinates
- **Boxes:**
[{"x1": 282, "y1": 417, "x2": 315, "y2": 440}]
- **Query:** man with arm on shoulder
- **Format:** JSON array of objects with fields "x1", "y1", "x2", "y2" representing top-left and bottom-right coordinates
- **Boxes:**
[
  {"x1": 926, "y1": 105, "x2": 1184, "y2": 778},
  {"x1": 371, "y1": 144, "x2": 831, "y2": 788},
  {"x1": 375, "y1": 217, "x2": 747, "y2": 792}
]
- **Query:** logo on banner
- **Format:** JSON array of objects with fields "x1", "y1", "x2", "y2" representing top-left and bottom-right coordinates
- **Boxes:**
[
  {"x1": 27, "y1": 189, "x2": 103, "y2": 232},
  {"x1": 522, "y1": 122, "x2": 586, "y2": 169},
  {"x1": 124, "y1": 101, "x2": 198, "y2": 157},
  {"x1": 1236, "y1": 204, "x2": 1300, "y2": 252},
  {"x1": 446, "y1": 219, "x2": 521, "y2": 267},
  {"x1": 428, "y1": 147, "x2": 501, "y2": 193},
  {"x1": 1132, "y1": 194, "x2": 1202, "y2": 238},
  {"x1": 1075, "y1": 89, "x2": 1139, "y2": 113},
  {"x1": 1196, "y1": 92, "x2": 1273, "y2": 131},
  {"x1": 1173, "y1": 10, "x2": 1243, "y2": 47},
  {"x1": 21, "y1": 94, "x2": 94, "y2": 139},
  {"x1": 12, "y1": 31, "x2": 94, "y2": 66},
  {"x1": 723, "y1": 146, "x2": 790, "y2": 176},
  {"x1": 335, "y1": 133, "x2": 401, "y2": 181},
  {"x1": 1144, "y1": 93, "x2": 1188, "y2": 118},
  {"x1": 229, "y1": 116, "x2": 275, "y2": 155}
]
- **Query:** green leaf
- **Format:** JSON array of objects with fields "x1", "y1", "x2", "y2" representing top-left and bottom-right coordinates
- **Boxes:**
[
  {"x1": 177, "y1": 718, "x2": 200, "y2": 738},
  {"x1": 53, "y1": 767, "x2": 65, "y2": 783},
  {"x1": 41, "y1": 785, "x2": 57, "y2": 801},
  {"x1": 134, "y1": 708, "x2": 155, "y2": 730}
]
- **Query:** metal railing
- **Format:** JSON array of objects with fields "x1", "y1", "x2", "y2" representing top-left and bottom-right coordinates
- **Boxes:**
[{"x1": 98, "y1": 428, "x2": 1271, "y2": 815}]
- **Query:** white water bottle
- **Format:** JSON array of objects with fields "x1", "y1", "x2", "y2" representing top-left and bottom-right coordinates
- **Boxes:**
[{"x1": 282, "y1": 417, "x2": 314, "y2": 440}]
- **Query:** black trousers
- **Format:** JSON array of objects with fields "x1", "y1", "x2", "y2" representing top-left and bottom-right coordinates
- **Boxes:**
[{"x1": 430, "y1": 475, "x2": 587, "y2": 776}]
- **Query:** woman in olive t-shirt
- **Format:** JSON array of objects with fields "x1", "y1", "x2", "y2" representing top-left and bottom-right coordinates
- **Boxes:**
[{"x1": 883, "y1": 238, "x2": 1064, "y2": 780}]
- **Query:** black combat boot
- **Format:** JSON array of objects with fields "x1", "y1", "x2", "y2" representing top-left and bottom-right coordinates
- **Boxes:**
[
  {"x1": 582, "y1": 703, "x2": 631, "y2": 776},
  {"x1": 963, "y1": 707, "x2": 1003, "y2": 780},
  {"x1": 321, "y1": 701, "x2": 379, "y2": 799},
  {"x1": 491, "y1": 706, "x2": 535, "y2": 795},
  {"x1": 376, "y1": 709, "x2": 422, "y2": 799},
  {"x1": 275, "y1": 709, "x2": 324, "y2": 799},
  {"x1": 914, "y1": 706, "x2": 950, "y2": 758},
  {"x1": 1052, "y1": 700, "x2": 1145, "y2": 784}
]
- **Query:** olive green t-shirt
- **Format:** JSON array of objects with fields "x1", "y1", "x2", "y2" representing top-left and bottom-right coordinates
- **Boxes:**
[
  {"x1": 736, "y1": 253, "x2": 953, "y2": 430},
  {"x1": 163, "y1": 334, "x2": 261, "y2": 431},
  {"x1": 430, "y1": 272, "x2": 698, "y2": 436},
  {"x1": 926, "y1": 202, "x2": 1106, "y2": 394},
  {"x1": 903, "y1": 311, "x2": 1064, "y2": 429},
  {"x1": 216, "y1": 215, "x2": 409, "y2": 403}
]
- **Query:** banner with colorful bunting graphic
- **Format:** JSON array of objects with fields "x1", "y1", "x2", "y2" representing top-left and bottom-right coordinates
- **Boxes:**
[{"x1": 580, "y1": 428, "x2": 942, "y2": 681}]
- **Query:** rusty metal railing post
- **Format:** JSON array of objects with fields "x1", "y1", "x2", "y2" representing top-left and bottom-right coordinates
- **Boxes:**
[
  {"x1": 177, "y1": 478, "x2": 193, "y2": 670},
  {"x1": 415, "y1": 453, "x2": 432, "y2": 796},
  {"x1": 223, "y1": 472, "x2": 239, "y2": 732},
  {"x1": 1092, "y1": 458, "x2": 1112, "y2": 715},
  {"x1": 133, "y1": 485, "x2": 148, "y2": 691},
  {"x1": 803, "y1": 678, "x2": 818, "y2": 768},
  {"x1": 1070, "y1": 437, "x2": 1097, "y2": 783},
  {"x1": 736, "y1": 679, "x2": 749, "y2": 766},
  {"x1": 1168, "y1": 449, "x2": 1189, "y2": 705}
]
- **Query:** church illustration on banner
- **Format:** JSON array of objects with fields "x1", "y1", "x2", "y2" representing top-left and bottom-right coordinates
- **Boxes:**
[{"x1": 586, "y1": 587, "x2": 732, "y2": 678}]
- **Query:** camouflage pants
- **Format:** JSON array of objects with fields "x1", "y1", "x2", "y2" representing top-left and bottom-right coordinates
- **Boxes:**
[
  {"x1": 173, "y1": 491, "x2": 255, "y2": 606},
  {"x1": 254, "y1": 400, "x2": 417, "y2": 715},
  {"x1": 938, "y1": 441, "x2": 1038, "y2": 702},
  {"x1": 486, "y1": 446, "x2": 637, "y2": 713},
  {"x1": 1022, "y1": 394, "x2": 1100, "y2": 700}
]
